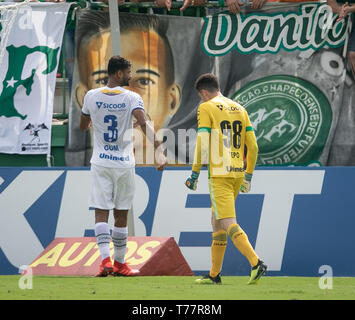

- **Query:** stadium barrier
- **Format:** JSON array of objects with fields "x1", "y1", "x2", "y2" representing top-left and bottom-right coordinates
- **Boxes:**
[{"x1": 0, "y1": 166, "x2": 354, "y2": 276}]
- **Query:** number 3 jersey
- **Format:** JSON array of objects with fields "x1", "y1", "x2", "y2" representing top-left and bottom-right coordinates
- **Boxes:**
[
  {"x1": 192, "y1": 95, "x2": 258, "y2": 178},
  {"x1": 82, "y1": 86, "x2": 144, "y2": 168}
]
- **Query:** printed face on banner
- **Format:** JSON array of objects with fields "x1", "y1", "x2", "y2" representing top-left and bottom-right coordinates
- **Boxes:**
[{"x1": 74, "y1": 28, "x2": 181, "y2": 133}]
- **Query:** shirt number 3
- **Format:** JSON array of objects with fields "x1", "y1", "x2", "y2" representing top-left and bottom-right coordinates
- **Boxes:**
[{"x1": 104, "y1": 115, "x2": 118, "y2": 142}]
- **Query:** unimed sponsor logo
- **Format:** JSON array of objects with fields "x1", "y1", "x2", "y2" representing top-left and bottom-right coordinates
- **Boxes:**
[{"x1": 99, "y1": 153, "x2": 129, "y2": 161}]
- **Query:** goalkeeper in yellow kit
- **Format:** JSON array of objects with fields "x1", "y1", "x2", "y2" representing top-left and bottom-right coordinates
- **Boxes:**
[{"x1": 185, "y1": 73, "x2": 267, "y2": 285}]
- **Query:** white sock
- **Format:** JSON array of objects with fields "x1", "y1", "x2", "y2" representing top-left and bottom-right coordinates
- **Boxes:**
[
  {"x1": 95, "y1": 222, "x2": 111, "y2": 260},
  {"x1": 112, "y1": 226, "x2": 128, "y2": 263}
]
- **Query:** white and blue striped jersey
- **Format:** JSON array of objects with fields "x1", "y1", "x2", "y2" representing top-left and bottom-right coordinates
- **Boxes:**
[{"x1": 82, "y1": 86, "x2": 144, "y2": 168}]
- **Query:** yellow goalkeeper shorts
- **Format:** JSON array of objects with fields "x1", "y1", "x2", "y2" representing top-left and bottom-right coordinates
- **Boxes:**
[{"x1": 208, "y1": 177, "x2": 244, "y2": 220}]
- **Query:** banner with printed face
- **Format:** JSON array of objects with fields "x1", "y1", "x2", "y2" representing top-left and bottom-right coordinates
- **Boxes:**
[
  {"x1": 0, "y1": 3, "x2": 70, "y2": 154},
  {"x1": 66, "y1": 3, "x2": 355, "y2": 167}
]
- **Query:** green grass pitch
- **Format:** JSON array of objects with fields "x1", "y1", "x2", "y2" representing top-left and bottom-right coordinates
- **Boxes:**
[{"x1": 0, "y1": 275, "x2": 355, "y2": 300}]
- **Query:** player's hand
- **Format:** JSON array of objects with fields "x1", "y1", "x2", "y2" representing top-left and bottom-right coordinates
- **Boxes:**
[
  {"x1": 156, "y1": 159, "x2": 167, "y2": 171},
  {"x1": 185, "y1": 171, "x2": 199, "y2": 191},
  {"x1": 240, "y1": 172, "x2": 252, "y2": 193},
  {"x1": 156, "y1": 147, "x2": 167, "y2": 171}
]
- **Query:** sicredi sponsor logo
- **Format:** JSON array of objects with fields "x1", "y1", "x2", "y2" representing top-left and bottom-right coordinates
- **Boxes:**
[{"x1": 96, "y1": 101, "x2": 126, "y2": 110}]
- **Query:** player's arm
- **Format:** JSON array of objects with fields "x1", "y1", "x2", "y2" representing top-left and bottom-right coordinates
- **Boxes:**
[
  {"x1": 245, "y1": 130, "x2": 258, "y2": 175},
  {"x1": 79, "y1": 93, "x2": 92, "y2": 132},
  {"x1": 186, "y1": 104, "x2": 211, "y2": 191},
  {"x1": 132, "y1": 108, "x2": 166, "y2": 170},
  {"x1": 79, "y1": 113, "x2": 91, "y2": 132},
  {"x1": 191, "y1": 129, "x2": 210, "y2": 173},
  {"x1": 240, "y1": 110, "x2": 258, "y2": 193}
]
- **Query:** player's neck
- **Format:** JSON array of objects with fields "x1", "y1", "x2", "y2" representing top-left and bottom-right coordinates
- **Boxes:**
[
  {"x1": 107, "y1": 78, "x2": 123, "y2": 88},
  {"x1": 203, "y1": 91, "x2": 223, "y2": 102}
]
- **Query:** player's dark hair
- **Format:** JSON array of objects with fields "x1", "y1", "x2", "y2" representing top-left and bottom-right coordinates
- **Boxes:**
[
  {"x1": 194, "y1": 73, "x2": 220, "y2": 92},
  {"x1": 107, "y1": 56, "x2": 131, "y2": 75}
]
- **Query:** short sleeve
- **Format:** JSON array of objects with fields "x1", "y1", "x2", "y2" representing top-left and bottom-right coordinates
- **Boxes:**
[
  {"x1": 131, "y1": 93, "x2": 144, "y2": 113},
  {"x1": 197, "y1": 103, "x2": 211, "y2": 133}
]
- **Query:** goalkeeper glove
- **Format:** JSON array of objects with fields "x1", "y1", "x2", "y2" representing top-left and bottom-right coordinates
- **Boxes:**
[
  {"x1": 240, "y1": 172, "x2": 252, "y2": 193},
  {"x1": 185, "y1": 171, "x2": 199, "y2": 191}
]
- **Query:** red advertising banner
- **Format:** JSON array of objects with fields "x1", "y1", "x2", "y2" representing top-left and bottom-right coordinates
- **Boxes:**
[{"x1": 30, "y1": 237, "x2": 193, "y2": 276}]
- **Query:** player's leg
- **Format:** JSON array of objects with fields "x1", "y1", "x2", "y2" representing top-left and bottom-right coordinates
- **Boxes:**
[
  {"x1": 227, "y1": 222, "x2": 259, "y2": 269},
  {"x1": 210, "y1": 212, "x2": 227, "y2": 278},
  {"x1": 89, "y1": 164, "x2": 115, "y2": 277},
  {"x1": 95, "y1": 209, "x2": 110, "y2": 261},
  {"x1": 195, "y1": 212, "x2": 226, "y2": 284},
  {"x1": 94, "y1": 209, "x2": 114, "y2": 276},
  {"x1": 112, "y1": 209, "x2": 129, "y2": 265},
  {"x1": 227, "y1": 177, "x2": 267, "y2": 284},
  {"x1": 112, "y1": 168, "x2": 139, "y2": 276},
  {"x1": 195, "y1": 178, "x2": 232, "y2": 284}
]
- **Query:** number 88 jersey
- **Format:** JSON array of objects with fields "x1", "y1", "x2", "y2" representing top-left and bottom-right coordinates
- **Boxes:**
[
  {"x1": 193, "y1": 95, "x2": 257, "y2": 178},
  {"x1": 81, "y1": 86, "x2": 144, "y2": 168}
]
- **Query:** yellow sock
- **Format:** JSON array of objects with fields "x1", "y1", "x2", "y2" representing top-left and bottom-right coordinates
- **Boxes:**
[
  {"x1": 227, "y1": 223, "x2": 259, "y2": 268},
  {"x1": 210, "y1": 230, "x2": 227, "y2": 277}
]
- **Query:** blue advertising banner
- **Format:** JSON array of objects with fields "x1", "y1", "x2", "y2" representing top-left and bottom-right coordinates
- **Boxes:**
[{"x1": 0, "y1": 167, "x2": 354, "y2": 276}]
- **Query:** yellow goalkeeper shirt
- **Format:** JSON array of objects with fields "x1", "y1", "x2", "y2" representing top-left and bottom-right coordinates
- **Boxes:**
[{"x1": 192, "y1": 95, "x2": 258, "y2": 178}]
